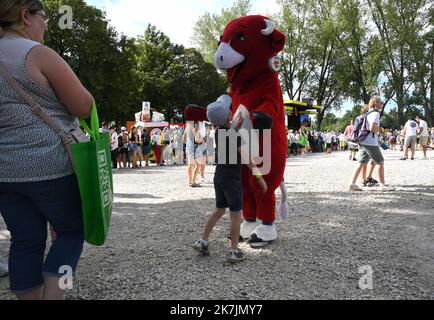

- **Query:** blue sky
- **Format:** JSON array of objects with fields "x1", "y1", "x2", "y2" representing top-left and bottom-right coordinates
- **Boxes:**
[{"x1": 84, "y1": 0, "x2": 280, "y2": 46}]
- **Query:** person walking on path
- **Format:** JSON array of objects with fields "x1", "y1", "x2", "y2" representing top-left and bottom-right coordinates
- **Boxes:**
[
  {"x1": 0, "y1": 0, "x2": 93, "y2": 300},
  {"x1": 110, "y1": 126, "x2": 119, "y2": 170},
  {"x1": 183, "y1": 122, "x2": 200, "y2": 187},
  {"x1": 193, "y1": 97, "x2": 267, "y2": 263},
  {"x1": 416, "y1": 116, "x2": 429, "y2": 160},
  {"x1": 344, "y1": 120, "x2": 357, "y2": 161},
  {"x1": 400, "y1": 118, "x2": 419, "y2": 161},
  {"x1": 350, "y1": 97, "x2": 392, "y2": 192}
]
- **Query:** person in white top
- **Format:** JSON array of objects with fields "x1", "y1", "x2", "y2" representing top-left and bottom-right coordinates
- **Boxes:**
[
  {"x1": 401, "y1": 118, "x2": 419, "y2": 160},
  {"x1": 110, "y1": 127, "x2": 119, "y2": 170},
  {"x1": 325, "y1": 131, "x2": 333, "y2": 153},
  {"x1": 350, "y1": 97, "x2": 393, "y2": 191},
  {"x1": 416, "y1": 116, "x2": 429, "y2": 159}
]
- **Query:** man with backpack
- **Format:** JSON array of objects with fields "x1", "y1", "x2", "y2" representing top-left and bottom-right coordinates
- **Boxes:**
[{"x1": 349, "y1": 97, "x2": 393, "y2": 192}]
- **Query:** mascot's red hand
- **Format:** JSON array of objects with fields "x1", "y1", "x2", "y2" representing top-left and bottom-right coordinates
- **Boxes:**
[{"x1": 184, "y1": 104, "x2": 207, "y2": 122}]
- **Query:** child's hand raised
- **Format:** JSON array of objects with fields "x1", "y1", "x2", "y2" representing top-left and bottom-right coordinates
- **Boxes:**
[{"x1": 232, "y1": 113, "x2": 244, "y2": 130}]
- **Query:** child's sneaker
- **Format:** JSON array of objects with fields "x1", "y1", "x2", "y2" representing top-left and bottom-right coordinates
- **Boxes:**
[
  {"x1": 192, "y1": 240, "x2": 210, "y2": 256},
  {"x1": 227, "y1": 249, "x2": 246, "y2": 264}
]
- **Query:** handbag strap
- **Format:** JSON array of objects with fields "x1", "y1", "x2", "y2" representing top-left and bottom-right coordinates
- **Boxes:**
[{"x1": 0, "y1": 61, "x2": 74, "y2": 146}]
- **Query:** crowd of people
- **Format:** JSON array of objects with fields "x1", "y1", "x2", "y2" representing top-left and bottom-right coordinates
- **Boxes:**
[
  {"x1": 286, "y1": 120, "x2": 434, "y2": 159},
  {"x1": 104, "y1": 121, "x2": 221, "y2": 188}
]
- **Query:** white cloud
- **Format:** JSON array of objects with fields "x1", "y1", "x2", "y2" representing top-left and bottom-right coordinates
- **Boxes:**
[{"x1": 85, "y1": 0, "x2": 280, "y2": 46}]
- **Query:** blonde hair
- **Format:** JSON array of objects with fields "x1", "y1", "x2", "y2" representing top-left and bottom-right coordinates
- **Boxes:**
[
  {"x1": 0, "y1": 0, "x2": 43, "y2": 37},
  {"x1": 368, "y1": 96, "x2": 382, "y2": 110}
]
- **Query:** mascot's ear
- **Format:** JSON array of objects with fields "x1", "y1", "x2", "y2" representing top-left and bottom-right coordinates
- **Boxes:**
[
  {"x1": 261, "y1": 19, "x2": 285, "y2": 53},
  {"x1": 270, "y1": 29, "x2": 285, "y2": 53}
]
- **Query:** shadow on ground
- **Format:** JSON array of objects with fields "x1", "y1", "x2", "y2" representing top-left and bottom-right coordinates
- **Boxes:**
[{"x1": 0, "y1": 186, "x2": 433, "y2": 300}]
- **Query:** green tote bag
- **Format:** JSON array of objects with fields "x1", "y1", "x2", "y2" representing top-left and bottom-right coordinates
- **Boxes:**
[{"x1": 71, "y1": 103, "x2": 113, "y2": 246}]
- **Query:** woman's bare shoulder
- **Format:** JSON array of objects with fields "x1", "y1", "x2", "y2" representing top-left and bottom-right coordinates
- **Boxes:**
[{"x1": 27, "y1": 45, "x2": 61, "y2": 62}]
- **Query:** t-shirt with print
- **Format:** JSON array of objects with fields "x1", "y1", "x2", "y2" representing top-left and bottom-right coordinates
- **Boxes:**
[
  {"x1": 361, "y1": 110, "x2": 380, "y2": 147},
  {"x1": 405, "y1": 120, "x2": 418, "y2": 137},
  {"x1": 419, "y1": 120, "x2": 429, "y2": 137}
]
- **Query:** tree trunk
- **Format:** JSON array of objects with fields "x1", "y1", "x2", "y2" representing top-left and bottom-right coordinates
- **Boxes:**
[
  {"x1": 396, "y1": 90, "x2": 405, "y2": 125},
  {"x1": 316, "y1": 111, "x2": 325, "y2": 131}
]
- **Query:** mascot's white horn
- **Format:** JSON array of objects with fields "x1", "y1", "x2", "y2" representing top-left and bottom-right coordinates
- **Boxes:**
[{"x1": 261, "y1": 20, "x2": 275, "y2": 35}]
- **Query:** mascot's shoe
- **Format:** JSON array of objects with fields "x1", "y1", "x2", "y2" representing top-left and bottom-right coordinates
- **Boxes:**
[
  {"x1": 279, "y1": 202, "x2": 290, "y2": 221},
  {"x1": 240, "y1": 220, "x2": 260, "y2": 240},
  {"x1": 248, "y1": 224, "x2": 278, "y2": 248}
]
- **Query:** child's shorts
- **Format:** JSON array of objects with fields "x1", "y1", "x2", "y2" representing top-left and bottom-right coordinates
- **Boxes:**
[{"x1": 214, "y1": 176, "x2": 243, "y2": 212}]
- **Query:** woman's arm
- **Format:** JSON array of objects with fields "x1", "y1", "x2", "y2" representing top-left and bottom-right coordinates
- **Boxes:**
[{"x1": 27, "y1": 46, "x2": 94, "y2": 118}]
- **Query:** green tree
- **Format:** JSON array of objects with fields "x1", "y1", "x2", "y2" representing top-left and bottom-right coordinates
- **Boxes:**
[
  {"x1": 367, "y1": 0, "x2": 431, "y2": 124},
  {"x1": 43, "y1": 0, "x2": 140, "y2": 123},
  {"x1": 136, "y1": 25, "x2": 227, "y2": 122},
  {"x1": 332, "y1": 0, "x2": 384, "y2": 105},
  {"x1": 407, "y1": 5, "x2": 434, "y2": 125},
  {"x1": 276, "y1": 0, "x2": 313, "y2": 100},
  {"x1": 304, "y1": 0, "x2": 346, "y2": 130},
  {"x1": 336, "y1": 105, "x2": 364, "y2": 132},
  {"x1": 192, "y1": 0, "x2": 252, "y2": 63}
]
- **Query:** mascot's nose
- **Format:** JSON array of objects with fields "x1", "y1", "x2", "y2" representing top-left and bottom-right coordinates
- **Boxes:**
[{"x1": 214, "y1": 42, "x2": 245, "y2": 71}]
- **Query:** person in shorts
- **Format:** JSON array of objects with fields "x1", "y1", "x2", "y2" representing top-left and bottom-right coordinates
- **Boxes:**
[
  {"x1": 350, "y1": 97, "x2": 394, "y2": 192},
  {"x1": 416, "y1": 116, "x2": 429, "y2": 160},
  {"x1": 141, "y1": 129, "x2": 152, "y2": 166},
  {"x1": 400, "y1": 118, "x2": 418, "y2": 160},
  {"x1": 192, "y1": 96, "x2": 267, "y2": 264}
]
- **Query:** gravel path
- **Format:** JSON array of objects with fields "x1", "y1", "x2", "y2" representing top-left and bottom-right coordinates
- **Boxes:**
[{"x1": 1, "y1": 149, "x2": 433, "y2": 300}]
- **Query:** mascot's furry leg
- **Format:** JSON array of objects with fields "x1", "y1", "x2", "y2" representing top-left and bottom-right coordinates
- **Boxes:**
[
  {"x1": 241, "y1": 181, "x2": 288, "y2": 246},
  {"x1": 278, "y1": 180, "x2": 289, "y2": 221}
]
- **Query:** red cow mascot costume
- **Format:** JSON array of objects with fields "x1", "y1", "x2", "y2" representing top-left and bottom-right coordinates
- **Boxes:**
[
  {"x1": 215, "y1": 15, "x2": 287, "y2": 247},
  {"x1": 184, "y1": 15, "x2": 288, "y2": 247}
]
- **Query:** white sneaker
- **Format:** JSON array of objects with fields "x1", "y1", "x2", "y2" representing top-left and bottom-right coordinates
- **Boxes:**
[{"x1": 0, "y1": 256, "x2": 8, "y2": 278}]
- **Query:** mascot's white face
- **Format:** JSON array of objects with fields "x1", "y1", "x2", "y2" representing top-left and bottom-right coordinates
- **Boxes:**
[
  {"x1": 213, "y1": 16, "x2": 284, "y2": 85},
  {"x1": 214, "y1": 43, "x2": 245, "y2": 71}
]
